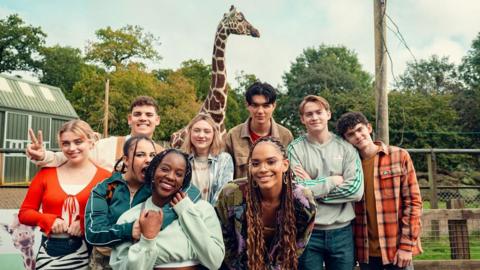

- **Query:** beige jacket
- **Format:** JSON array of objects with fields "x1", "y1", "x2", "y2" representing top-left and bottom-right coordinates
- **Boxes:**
[{"x1": 225, "y1": 118, "x2": 293, "y2": 179}]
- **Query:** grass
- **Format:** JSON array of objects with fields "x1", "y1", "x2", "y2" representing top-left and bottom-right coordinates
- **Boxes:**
[{"x1": 416, "y1": 236, "x2": 480, "y2": 260}]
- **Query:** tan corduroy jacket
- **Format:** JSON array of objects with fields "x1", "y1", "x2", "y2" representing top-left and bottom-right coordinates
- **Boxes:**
[{"x1": 225, "y1": 118, "x2": 293, "y2": 180}]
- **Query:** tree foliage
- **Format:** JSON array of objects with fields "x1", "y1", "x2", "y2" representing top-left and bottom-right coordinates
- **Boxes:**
[
  {"x1": 85, "y1": 25, "x2": 161, "y2": 70},
  {"x1": 0, "y1": 14, "x2": 46, "y2": 72},
  {"x1": 460, "y1": 32, "x2": 480, "y2": 89},
  {"x1": 71, "y1": 63, "x2": 160, "y2": 137},
  {"x1": 278, "y1": 45, "x2": 373, "y2": 136},
  {"x1": 396, "y1": 55, "x2": 461, "y2": 94},
  {"x1": 38, "y1": 45, "x2": 86, "y2": 98},
  {"x1": 156, "y1": 71, "x2": 201, "y2": 140}
]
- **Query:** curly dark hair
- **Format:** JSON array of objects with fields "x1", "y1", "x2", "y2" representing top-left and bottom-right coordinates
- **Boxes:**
[
  {"x1": 336, "y1": 111, "x2": 369, "y2": 139},
  {"x1": 245, "y1": 136, "x2": 298, "y2": 270},
  {"x1": 144, "y1": 148, "x2": 192, "y2": 191}
]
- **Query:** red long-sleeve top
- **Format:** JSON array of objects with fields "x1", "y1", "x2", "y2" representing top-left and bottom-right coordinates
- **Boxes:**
[{"x1": 19, "y1": 167, "x2": 111, "y2": 236}]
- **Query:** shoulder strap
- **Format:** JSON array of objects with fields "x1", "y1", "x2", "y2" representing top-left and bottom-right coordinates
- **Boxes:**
[{"x1": 115, "y1": 136, "x2": 126, "y2": 161}]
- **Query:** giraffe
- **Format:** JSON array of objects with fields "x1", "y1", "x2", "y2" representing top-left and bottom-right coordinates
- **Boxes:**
[
  {"x1": 1, "y1": 213, "x2": 36, "y2": 270},
  {"x1": 170, "y1": 5, "x2": 260, "y2": 148}
]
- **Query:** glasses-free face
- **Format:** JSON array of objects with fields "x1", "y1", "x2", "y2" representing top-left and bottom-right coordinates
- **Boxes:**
[
  {"x1": 59, "y1": 131, "x2": 93, "y2": 164},
  {"x1": 152, "y1": 153, "x2": 186, "y2": 199},
  {"x1": 344, "y1": 123, "x2": 374, "y2": 151},
  {"x1": 128, "y1": 105, "x2": 160, "y2": 137},
  {"x1": 247, "y1": 95, "x2": 276, "y2": 126},
  {"x1": 190, "y1": 119, "x2": 214, "y2": 155},
  {"x1": 300, "y1": 101, "x2": 331, "y2": 134},
  {"x1": 249, "y1": 142, "x2": 289, "y2": 191},
  {"x1": 124, "y1": 139, "x2": 156, "y2": 184}
]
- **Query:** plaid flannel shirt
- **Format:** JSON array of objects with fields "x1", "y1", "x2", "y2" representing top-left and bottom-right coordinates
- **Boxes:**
[{"x1": 354, "y1": 141, "x2": 423, "y2": 265}]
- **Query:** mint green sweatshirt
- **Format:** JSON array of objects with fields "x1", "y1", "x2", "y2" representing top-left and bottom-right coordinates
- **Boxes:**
[
  {"x1": 288, "y1": 133, "x2": 364, "y2": 230},
  {"x1": 109, "y1": 197, "x2": 225, "y2": 270}
]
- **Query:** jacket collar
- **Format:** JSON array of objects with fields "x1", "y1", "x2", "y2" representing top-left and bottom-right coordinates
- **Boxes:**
[
  {"x1": 188, "y1": 153, "x2": 217, "y2": 162},
  {"x1": 240, "y1": 117, "x2": 282, "y2": 139},
  {"x1": 374, "y1": 141, "x2": 390, "y2": 155}
]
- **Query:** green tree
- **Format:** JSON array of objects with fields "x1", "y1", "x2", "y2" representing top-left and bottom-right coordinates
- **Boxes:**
[
  {"x1": 70, "y1": 63, "x2": 160, "y2": 137},
  {"x1": 38, "y1": 45, "x2": 86, "y2": 98},
  {"x1": 178, "y1": 59, "x2": 211, "y2": 101},
  {"x1": 388, "y1": 90, "x2": 474, "y2": 170},
  {"x1": 457, "y1": 33, "x2": 480, "y2": 146},
  {"x1": 156, "y1": 71, "x2": 201, "y2": 140},
  {"x1": 460, "y1": 32, "x2": 480, "y2": 89},
  {"x1": 278, "y1": 45, "x2": 373, "y2": 136},
  {"x1": 396, "y1": 55, "x2": 461, "y2": 94},
  {"x1": 0, "y1": 14, "x2": 46, "y2": 72},
  {"x1": 85, "y1": 25, "x2": 161, "y2": 70}
]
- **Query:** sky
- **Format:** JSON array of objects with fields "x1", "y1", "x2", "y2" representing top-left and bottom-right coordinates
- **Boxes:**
[{"x1": 2, "y1": 0, "x2": 480, "y2": 89}]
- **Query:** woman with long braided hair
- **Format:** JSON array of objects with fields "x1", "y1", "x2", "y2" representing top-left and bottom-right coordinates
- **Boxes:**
[{"x1": 215, "y1": 136, "x2": 316, "y2": 269}]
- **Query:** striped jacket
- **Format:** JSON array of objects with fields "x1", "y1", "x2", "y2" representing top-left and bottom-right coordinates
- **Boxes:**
[{"x1": 354, "y1": 142, "x2": 423, "y2": 265}]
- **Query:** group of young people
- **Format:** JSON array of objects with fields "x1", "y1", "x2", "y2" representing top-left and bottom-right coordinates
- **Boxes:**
[{"x1": 18, "y1": 81, "x2": 422, "y2": 270}]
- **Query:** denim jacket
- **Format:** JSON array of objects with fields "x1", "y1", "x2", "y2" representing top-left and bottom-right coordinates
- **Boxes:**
[{"x1": 188, "y1": 151, "x2": 234, "y2": 204}]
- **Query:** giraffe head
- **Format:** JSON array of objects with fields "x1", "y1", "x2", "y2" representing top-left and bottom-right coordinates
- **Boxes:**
[
  {"x1": 2, "y1": 213, "x2": 35, "y2": 250},
  {"x1": 220, "y1": 5, "x2": 260, "y2": 38}
]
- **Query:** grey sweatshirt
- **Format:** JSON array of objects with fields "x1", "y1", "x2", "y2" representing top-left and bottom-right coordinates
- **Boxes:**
[{"x1": 288, "y1": 133, "x2": 364, "y2": 230}]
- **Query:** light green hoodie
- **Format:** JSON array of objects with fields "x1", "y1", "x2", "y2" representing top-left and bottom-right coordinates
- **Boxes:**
[{"x1": 109, "y1": 197, "x2": 225, "y2": 270}]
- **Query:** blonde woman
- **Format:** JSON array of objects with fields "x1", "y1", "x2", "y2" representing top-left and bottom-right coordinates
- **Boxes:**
[
  {"x1": 19, "y1": 120, "x2": 111, "y2": 269},
  {"x1": 181, "y1": 114, "x2": 233, "y2": 204}
]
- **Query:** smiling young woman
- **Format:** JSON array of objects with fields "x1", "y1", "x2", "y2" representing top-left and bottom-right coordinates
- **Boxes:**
[
  {"x1": 181, "y1": 114, "x2": 234, "y2": 204},
  {"x1": 85, "y1": 135, "x2": 157, "y2": 270},
  {"x1": 110, "y1": 149, "x2": 224, "y2": 270},
  {"x1": 19, "y1": 120, "x2": 111, "y2": 270},
  {"x1": 215, "y1": 136, "x2": 317, "y2": 270}
]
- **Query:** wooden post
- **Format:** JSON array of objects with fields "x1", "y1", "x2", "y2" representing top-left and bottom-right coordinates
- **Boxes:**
[
  {"x1": 447, "y1": 199, "x2": 470, "y2": 259},
  {"x1": 103, "y1": 79, "x2": 110, "y2": 138},
  {"x1": 427, "y1": 152, "x2": 439, "y2": 240},
  {"x1": 374, "y1": 0, "x2": 389, "y2": 144}
]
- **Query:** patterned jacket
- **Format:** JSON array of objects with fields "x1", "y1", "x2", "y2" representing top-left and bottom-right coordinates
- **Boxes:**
[
  {"x1": 354, "y1": 141, "x2": 423, "y2": 265},
  {"x1": 188, "y1": 152, "x2": 234, "y2": 204},
  {"x1": 215, "y1": 181, "x2": 316, "y2": 269}
]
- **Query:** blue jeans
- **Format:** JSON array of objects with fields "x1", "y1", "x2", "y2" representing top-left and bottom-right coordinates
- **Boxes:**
[
  {"x1": 359, "y1": 257, "x2": 414, "y2": 270},
  {"x1": 299, "y1": 223, "x2": 355, "y2": 270}
]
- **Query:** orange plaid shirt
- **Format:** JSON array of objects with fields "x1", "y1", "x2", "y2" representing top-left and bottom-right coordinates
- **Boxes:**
[{"x1": 354, "y1": 142, "x2": 423, "y2": 265}]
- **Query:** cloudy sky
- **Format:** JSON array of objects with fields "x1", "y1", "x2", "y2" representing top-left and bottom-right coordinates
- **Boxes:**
[{"x1": 2, "y1": 0, "x2": 480, "y2": 89}]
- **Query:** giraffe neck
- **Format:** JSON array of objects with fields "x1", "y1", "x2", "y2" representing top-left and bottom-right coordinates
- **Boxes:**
[
  {"x1": 200, "y1": 25, "x2": 229, "y2": 136},
  {"x1": 20, "y1": 246, "x2": 35, "y2": 270}
]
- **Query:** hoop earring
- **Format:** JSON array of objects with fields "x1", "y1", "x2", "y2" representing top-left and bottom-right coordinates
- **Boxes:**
[
  {"x1": 283, "y1": 173, "x2": 288, "y2": 185},
  {"x1": 252, "y1": 180, "x2": 258, "y2": 188}
]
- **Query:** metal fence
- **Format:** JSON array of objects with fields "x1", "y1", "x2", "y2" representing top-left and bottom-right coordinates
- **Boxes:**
[{"x1": 407, "y1": 148, "x2": 480, "y2": 209}]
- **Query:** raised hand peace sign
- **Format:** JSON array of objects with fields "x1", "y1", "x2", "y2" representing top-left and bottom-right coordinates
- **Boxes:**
[{"x1": 26, "y1": 129, "x2": 45, "y2": 161}]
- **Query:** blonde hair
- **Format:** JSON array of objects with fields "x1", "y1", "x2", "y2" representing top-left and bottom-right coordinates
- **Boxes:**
[
  {"x1": 181, "y1": 114, "x2": 224, "y2": 156},
  {"x1": 299, "y1": 95, "x2": 330, "y2": 115},
  {"x1": 57, "y1": 119, "x2": 98, "y2": 146}
]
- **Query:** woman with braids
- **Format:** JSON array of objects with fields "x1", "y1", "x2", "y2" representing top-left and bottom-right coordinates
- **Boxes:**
[
  {"x1": 110, "y1": 149, "x2": 224, "y2": 270},
  {"x1": 85, "y1": 137, "x2": 202, "y2": 269},
  {"x1": 215, "y1": 136, "x2": 317, "y2": 270}
]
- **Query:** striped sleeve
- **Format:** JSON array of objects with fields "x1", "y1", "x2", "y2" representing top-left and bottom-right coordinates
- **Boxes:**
[
  {"x1": 320, "y1": 146, "x2": 364, "y2": 203},
  {"x1": 287, "y1": 139, "x2": 337, "y2": 198}
]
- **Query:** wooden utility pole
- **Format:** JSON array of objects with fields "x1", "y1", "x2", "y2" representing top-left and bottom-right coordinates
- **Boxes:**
[
  {"x1": 103, "y1": 79, "x2": 110, "y2": 138},
  {"x1": 374, "y1": 0, "x2": 389, "y2": 144}
]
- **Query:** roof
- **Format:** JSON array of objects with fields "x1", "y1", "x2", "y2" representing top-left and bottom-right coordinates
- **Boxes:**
[{"x1": 0, "y1": 74, "x2": 78, "y2": 118}]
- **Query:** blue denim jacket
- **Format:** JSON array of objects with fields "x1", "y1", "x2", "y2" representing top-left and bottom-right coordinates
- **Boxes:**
[{"x1": 188, "y1": 152, "x2": 234, "y2": 204}]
